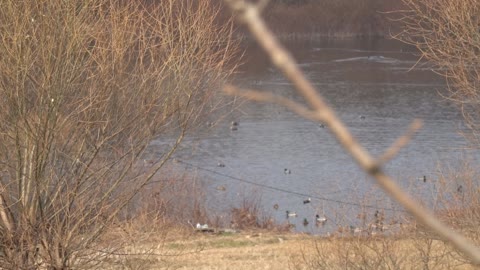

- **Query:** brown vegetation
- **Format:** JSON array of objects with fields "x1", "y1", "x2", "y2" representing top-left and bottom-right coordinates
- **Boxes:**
[
  {"x1": 294, "y1": 235, "x2": 476, "y2": 270},
  {"x1": 395, "y1": 0, "x2": 480, "y2": 145},
  {"x1": 0, "y1": 0, "x2": 238, "y2": 268},
  {"x1": 1, "y1": 0, "x2": 478, "y2": 268},
  {"x1": 85, "y1": 164, "x2": 480, "y2": 269},
  {"x1": 229, "y1": 192, "x2": 290, "y2": 231},
  {"x1": 293, "y1": 160, "x2": 480, "y2": 270},
  {"x1": 90, "y1": 0, "x2": 480, "y2": 268},
  {"x1": 432, "y1": 162, "x2": 480, "y2": 245},
  {"x1": 73, "y1": 153, "x2": 480, "y2": 270}
]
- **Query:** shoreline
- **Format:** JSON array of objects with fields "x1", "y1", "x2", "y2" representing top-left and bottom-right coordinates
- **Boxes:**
[{"x1": 233, "y1": 31, "x2": 392, "y2": 44}]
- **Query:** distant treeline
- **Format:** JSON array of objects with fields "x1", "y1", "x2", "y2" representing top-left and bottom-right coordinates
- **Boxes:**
[
  {"x1": 140, "y1": 0, "x2": 403, "y2": 39},
  {"x1": 262, "y1": 0, "x2": 404, "y2": 38}
]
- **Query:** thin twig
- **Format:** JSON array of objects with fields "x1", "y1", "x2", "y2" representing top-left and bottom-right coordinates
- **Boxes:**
[
  {"x1": 223, "y1": 0, "x2": 480, "y2": 264},
  {"x1": 377, "y1": 119, "x2": 423, "y2": 165},
  {"x1": 224, "y1": 84, "x2": 318, "y2": 121}
]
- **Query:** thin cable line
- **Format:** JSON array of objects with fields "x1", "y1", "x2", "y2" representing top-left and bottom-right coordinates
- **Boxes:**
[{"x1": 175, "y1": 159, "x2": 406, "y2": 213}]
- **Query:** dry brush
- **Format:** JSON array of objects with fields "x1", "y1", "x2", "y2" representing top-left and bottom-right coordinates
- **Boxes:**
[
  {"x1": 395, "y1": 0, "x2": 480, "y2": 145},
  {"x1": 0, "y1": 0, "x2": 238, "y2": 268}
]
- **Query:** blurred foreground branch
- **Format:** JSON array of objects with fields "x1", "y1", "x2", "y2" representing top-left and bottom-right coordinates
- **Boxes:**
[{"x1": 223, "y1": 0, "x2": 480, "y2": 265}]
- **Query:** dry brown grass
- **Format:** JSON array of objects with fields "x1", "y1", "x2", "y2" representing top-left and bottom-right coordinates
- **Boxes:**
[
  {"x1": 86, "y1": 159, "x2": 480, "y2": 270},
  {"x1": 289, "y1": 160, "x2": 480, "y2": 270},
  {"x1": 95, "y1": 228, "x2": 477, "y2": 269},
  {"x1": 292, "y1": 235, "x2": 476, "y2": 270},
  {"x1": 164, "y1": 232, "x2": 305, "y2": 270},
  {"x1": 98, "y1": 229, "x2": 310, "y2": 270}
]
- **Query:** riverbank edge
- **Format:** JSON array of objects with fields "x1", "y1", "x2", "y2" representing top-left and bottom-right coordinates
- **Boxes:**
[{"x1": 234, "y1": 31, "x2": 391, "y2": 43}]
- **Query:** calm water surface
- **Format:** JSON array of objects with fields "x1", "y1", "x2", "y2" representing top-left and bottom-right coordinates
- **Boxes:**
[{"x1": 152, "y1": 39, "x2": 477, "y2": 233}]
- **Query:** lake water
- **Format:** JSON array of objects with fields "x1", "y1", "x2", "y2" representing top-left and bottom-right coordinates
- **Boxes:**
[{"x1": 152, "y1": 39, "x2": 477, "y2": 234}]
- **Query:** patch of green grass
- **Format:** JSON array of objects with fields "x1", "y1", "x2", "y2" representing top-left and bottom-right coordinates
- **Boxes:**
[
  {"x1": 263, "y1": 238, "x2": 282, "y2": 245},
  {"x1": 208, "y1": 238, "x2": 253, "y2": 249},
  {"x1": 217, "y1": 231, "x2": 236, "y2": 236},
  {"x1": 166, "y1": 242, "x2": 186, "y2": 250}
]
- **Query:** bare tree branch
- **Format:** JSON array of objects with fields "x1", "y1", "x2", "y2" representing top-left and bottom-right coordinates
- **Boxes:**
[
  {"x1": 224, "y1": 84, "x2": 319, "y2": 121},
  {"x1": 0, "y1": 0, "x2": 239, "y2": 268},
  {"x1": 377, "y1": 119, "x2": 423, "y2": 165},
  {"x1": 223, "y1": 0, "x2": 480, "y2": 264}
]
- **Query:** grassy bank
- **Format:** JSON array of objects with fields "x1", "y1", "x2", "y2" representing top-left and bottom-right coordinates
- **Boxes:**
[
  {"x1": 98, "y1": 228, "x2": 477, "y2": 269},
  {"x1": 98, "y1": 228, "x2": 309, "y2": 269}
]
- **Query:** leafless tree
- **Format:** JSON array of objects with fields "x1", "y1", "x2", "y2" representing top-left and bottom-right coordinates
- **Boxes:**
[
  {"x1": 0, "y1": 0, "x2": 238, "y2": 268},
  {"x1": 394, "y1": 0, "x2": 480, "y2": 144}
]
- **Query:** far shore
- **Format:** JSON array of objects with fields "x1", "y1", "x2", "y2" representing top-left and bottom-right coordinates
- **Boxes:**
[{"x1": 234, "y1": 32, "x2": 390, "y2": 42}]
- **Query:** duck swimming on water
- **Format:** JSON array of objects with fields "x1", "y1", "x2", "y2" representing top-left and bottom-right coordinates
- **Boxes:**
[{"x1": 303, "y1": 218, "x2": 309, "y2": 226}]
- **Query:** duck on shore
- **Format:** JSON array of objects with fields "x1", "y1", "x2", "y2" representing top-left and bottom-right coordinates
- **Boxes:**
[
  {"x1": 418, "y1": 175, "x2": 427, "y2": 182},
  {"x1": 286, "y1": 211, "x2": 297, "y2": 218},
  {"x1": 316, "y1": 214, "x2": 327, "y2": 225}
]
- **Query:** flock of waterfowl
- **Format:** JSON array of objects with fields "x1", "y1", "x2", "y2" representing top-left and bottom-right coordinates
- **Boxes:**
[
  {"x1": 211, "y1": 119, "x2": 435, "y2": 234},
  {"x1": 280, "y1": 176, "x2": 328, "y2": 228},
  {"x1": 281, "y1": 201, "x2": 394, "y2": 234},
  {"x1": 273, "y1": 173, "x2": 432, "y2": 234},
  {"x1": 276, "y1": 174, "x2": 429, "y2": 234},
  {"x1": 283, "y1": 201, "x2": 328, "y2": 228}
]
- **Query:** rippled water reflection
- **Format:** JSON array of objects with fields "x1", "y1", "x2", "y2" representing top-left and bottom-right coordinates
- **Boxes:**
[{"x1": 153, "y1": 39, "x2": 477, "y2": 233}]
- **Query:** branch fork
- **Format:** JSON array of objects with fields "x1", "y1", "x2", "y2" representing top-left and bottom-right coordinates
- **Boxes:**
[{"x1": 223, "y1": 0, "x2": 480, "y2": 264}]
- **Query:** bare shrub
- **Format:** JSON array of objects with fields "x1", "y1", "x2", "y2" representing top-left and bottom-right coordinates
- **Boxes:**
[
  {"x1": 229, "y1": 192, "x2": 280, "y2": 231},
  {"x1": 0, "y1": 0, "x2": 238, "y2": 268},
  {"x1": 433, "y1": 162, "x2": 480, "y2": 233},
  {"x1": 292, "y1": 162, "x2": 480, "y2": 269},
  {"x1": 294, "y1": 232, "x2": 475, "y2": 270},
  {"x1": 420, "y1": 161, "x2": 480, "y2": 265},
  {"x1": 97, "y1": 172, "x2": 207, "y2": 270},
  {"x1": 394, "y1": 0, "x2": 480, "y2": 250},
  {"x1": 128, "y1": 169, "x2": 211, "y2": 230},
  {"x1": 395, "y1": 0, "x2": 480, "y2": 144}
]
